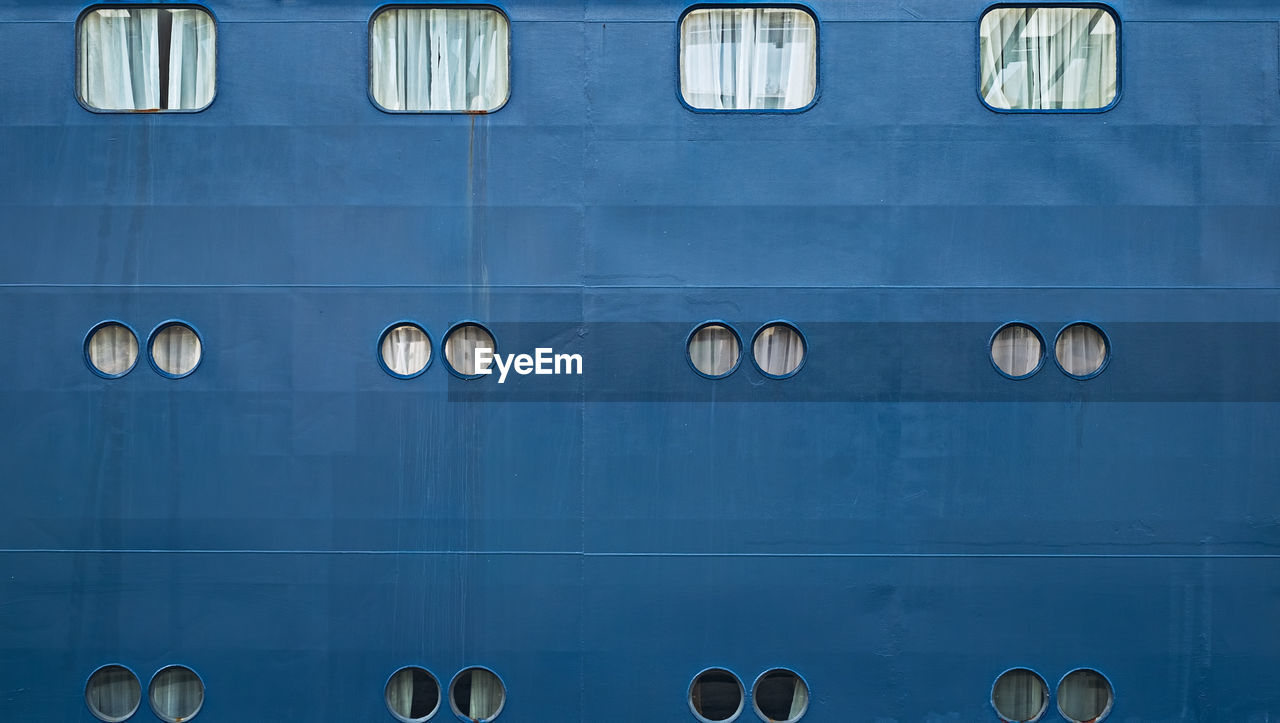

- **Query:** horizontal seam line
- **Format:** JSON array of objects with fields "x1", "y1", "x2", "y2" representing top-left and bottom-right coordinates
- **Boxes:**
[
  {"x1": 0, "y1": 284, "x2": 1277, "y2": 290},
  {"x1": 0, "y1": 549, "x2": 1274, "y2": 559}
]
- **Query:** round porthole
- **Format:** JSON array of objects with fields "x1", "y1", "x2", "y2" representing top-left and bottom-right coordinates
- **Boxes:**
[
  {"x1": 1054, "y1": 322, "x2": 1109, "y2": 379},
  {"x1": 386, "y1": 666, "x2": 441, "y2": 722},
  {"x1": 751, "y1": 322, "x2": 806, "y2": 378},
  {"x1": 990, "y1": 322, "x2": 1044, "y2": 379},
  {"x1": 379, "y1": 322, "x2": 432, "y2": 378},
  {"x1": 687, "y1": 322, "x2": 741, "y2": 378},
  {"x1": 148, "y1": 321, "x2": 202, "y2": 378},
  {"x1": 688, "y1": 668, "x2": 744, "y2": 723},
  {"x1": 443, "y1": 323, "x2": 496, "y2": 379},
  {"x1": 449, "y1": 667, "x2": 505, "y2": 722},
  {"x1": 85, "y1": 664, "x2": 141, "y2": 722},
  {"x1": 990, "y1": 668, "x2": 1049, "y2": 722},
  {"x1": 85, "y1": 321, "x2": 139, "y2": 378},
  {"x1": 148, "y1": 665, "x2": 204, "y2": 723},
  {"x1": 1057, "y1": 669, "x2": 1113, "y2": 723},
  {"x1": 752, "y1": 669, "x2": 808, "y2": 722}
]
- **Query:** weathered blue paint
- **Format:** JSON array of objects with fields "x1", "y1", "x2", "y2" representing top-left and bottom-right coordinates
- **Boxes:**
[{"x1": 1, "y1": 1, "x2": 1278, "y2": 721}]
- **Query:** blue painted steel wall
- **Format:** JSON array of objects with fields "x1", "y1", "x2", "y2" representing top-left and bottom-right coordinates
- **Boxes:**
[{"x1": 1, "y1": 1, "x2": 1278, "y2": 721}]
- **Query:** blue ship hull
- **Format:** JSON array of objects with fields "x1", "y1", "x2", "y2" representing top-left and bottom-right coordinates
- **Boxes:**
[{"x1": 1, "y1": 1, "x2": 1277, "y2": 721}]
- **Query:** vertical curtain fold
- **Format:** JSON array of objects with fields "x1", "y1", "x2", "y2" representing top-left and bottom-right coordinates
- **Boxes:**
[{"x1": 370, "y1": 8, "x2": 508, "y2": 112}]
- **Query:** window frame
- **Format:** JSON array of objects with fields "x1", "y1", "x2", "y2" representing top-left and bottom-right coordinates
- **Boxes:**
[
  {"x1": 976, "y1": 2, "x2": 1121, "y2": 114},
  {"x1": 1052, "y1": 320, "x2": 1111, "y2": 380},
  {"x1": 749, "y1": 319, "x2": 807, "y2": 379},
  {"x1": 147, "y1": 664, "x2": 206, "y2": 723},
  {"x1": 441, "y1": 320, "x2": 498, "y2": 380},
  {"x1": 83, "y1": 320, "x2": 141, "y2": 379},
  {"x1": 377, "y1": 321, "x2": 434, "y2": 379},
  {"x1": 146, "y1": 319, "x2": 205, "y2": 379},
  {"x1": 988, "y1": 321, "x2": 1047, "y2": 380},
  {"x1": 686, "y1": 320, "x2": 744, "y2": 380},
  {"x1": 367, "y1": 3, "x2": 513, "y2": 115},
  {"x1": 989, "y1": 666, "x2": 1051, "y2": 723},
  {"x1": 676, "y1": 3, "x2": 821, "y2": 114},
  {"x1": 1055, "y1": 667, "x2": 1116, "y2": 723},
  {"x1": 75, "y1": 3, "x2": 218, "y2": 114}
]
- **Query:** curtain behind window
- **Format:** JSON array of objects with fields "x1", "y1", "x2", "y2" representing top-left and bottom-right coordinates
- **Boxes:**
[
  {"x1": 980, "y1": 7, "x2": 1116, "y2": 110},
  {"x1": 370, "y1": 8, "x2": 509, "y2": 112},
  {"x1": 681, "y1": 8, "x2": 816, "y2": 110},
  {"x1": 79, "y1": 8, "x2": 215, "y2": 111}
]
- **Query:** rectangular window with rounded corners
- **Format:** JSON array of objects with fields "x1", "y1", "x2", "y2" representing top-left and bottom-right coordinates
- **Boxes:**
[
  {"x1": 370, "y1": 6, "x2": 510, "y2": 113},
  {"x1": 78, "y1": 6, "x2": 215, "y2": 112},
  {"x1": 980, "y1": 6, "x2": 1117, "y2": 111},
  {"x1": 680, "y1": 6, "x2": 817, "y2": 111}
]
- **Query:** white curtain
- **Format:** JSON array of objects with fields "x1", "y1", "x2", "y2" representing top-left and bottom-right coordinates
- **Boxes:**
[
  {"x1": 387, "y1": 667, "x2": 438, "y2": 721},
  {"x1": 992, "y1": 669, "x2": 1047, "y2": 722},
  {"x1": 149, "y1": 667, "x2": 203, "y2": 722},
  {"x1": 167, "y1": 9, "x2": 216, "y2": 109},
  {"x1": 80, "y1": 8, "x2": 214, "y2": 110},
  {"x1": 787, "y1": 678, "x2": 809, "y2": 720},
  {"x1": 81, "y1": 9, "x2": 159, "y2": 110},
  {"x1": 386, "y1": 669, "x2": 414, "y2": 719},
  {"x1": 689, "y1": 324, "x2": 739, "y2": 377},
  {"x1": 88, "y1": 324, "x2": 139, "y2": 376},
  {"x1": 370, "y1": 8, "x2": 509, "y2": 111},
  {"x1": 681, "y1": 8, "x2": 816, "y2": 110},
  {"x1": 753, "y1": 325, "x2": 805, "y2": 376},
  {"x1": 444, "y1": 325, "x2": 495, "y2": 376},
  {"x1": 467, "y1": 669, "x2": 503, "y2": 721},
  {"x1": 1055, "y1": 324, "x2": 1107, "y2": 377},
  {"x1": 152, "y1": 325, "x2": 202, "y2": 377},
  {"x1": 992, "y1": 324, "x2": 1042, "y2": 378},
  {"x1": 86, "y1": 666, "x2": 141, "y2": 722},
  {"x1": 382, "y1": 325, "x2": 431, "y2": 376},
  {"x1": 1058, "y1": 670, "x2": 1111, "y2": 722},
  {"x1": 980, "y1": 8, "x2": 1116, "y2": 110}
]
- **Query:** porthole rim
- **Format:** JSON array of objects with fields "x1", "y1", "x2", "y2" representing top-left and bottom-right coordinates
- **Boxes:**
[
  {"x1": 687, "y1": 666, "x2": 746, "y2": 723},
  {"x1": 750, "y1": 667, "x2": 810, "y2": 723},
  {"x1": 988, "y1": 666, "x2": 1050, "y2": 723},
  {"x1": 377, "y1": 320, "x2": 434, "y2": 379},
  {"x1": 441, "y1": 320, "x2": 498, "y2": 380},
  {"x1": 749, "y1": 319, "x2": 807, "y2": 379},
  {"x1": 686, "y1": 320, "x2": 744, "y2": 380},
  {"x1": 146, "y1": 319, "x2": 204, "y2": 379},
  {"x1": 83, "y1": 663, "x2": 142, "y2": 723},
  {"x1": 147, "y1": 663, "x2": 206, "y2": 723},
  {"x1": 988, "y1": 321, "x2": 1047, "y2": 380},
  {"x1": 83, "y1": 320, "x2": 141, "y2": 379},
  {"x1": 1055, "y1": 667, "x2": 1115, "y2": 723},
  {"x1": 447, "y1": 665, "x2": 507, "y2": 723},
  {"x1": 1052, "y1": 320, "x2": 1111, "y2": 380},
  {"x1": 384, "y1": 665, "x2": 442, "y2": 723}
]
